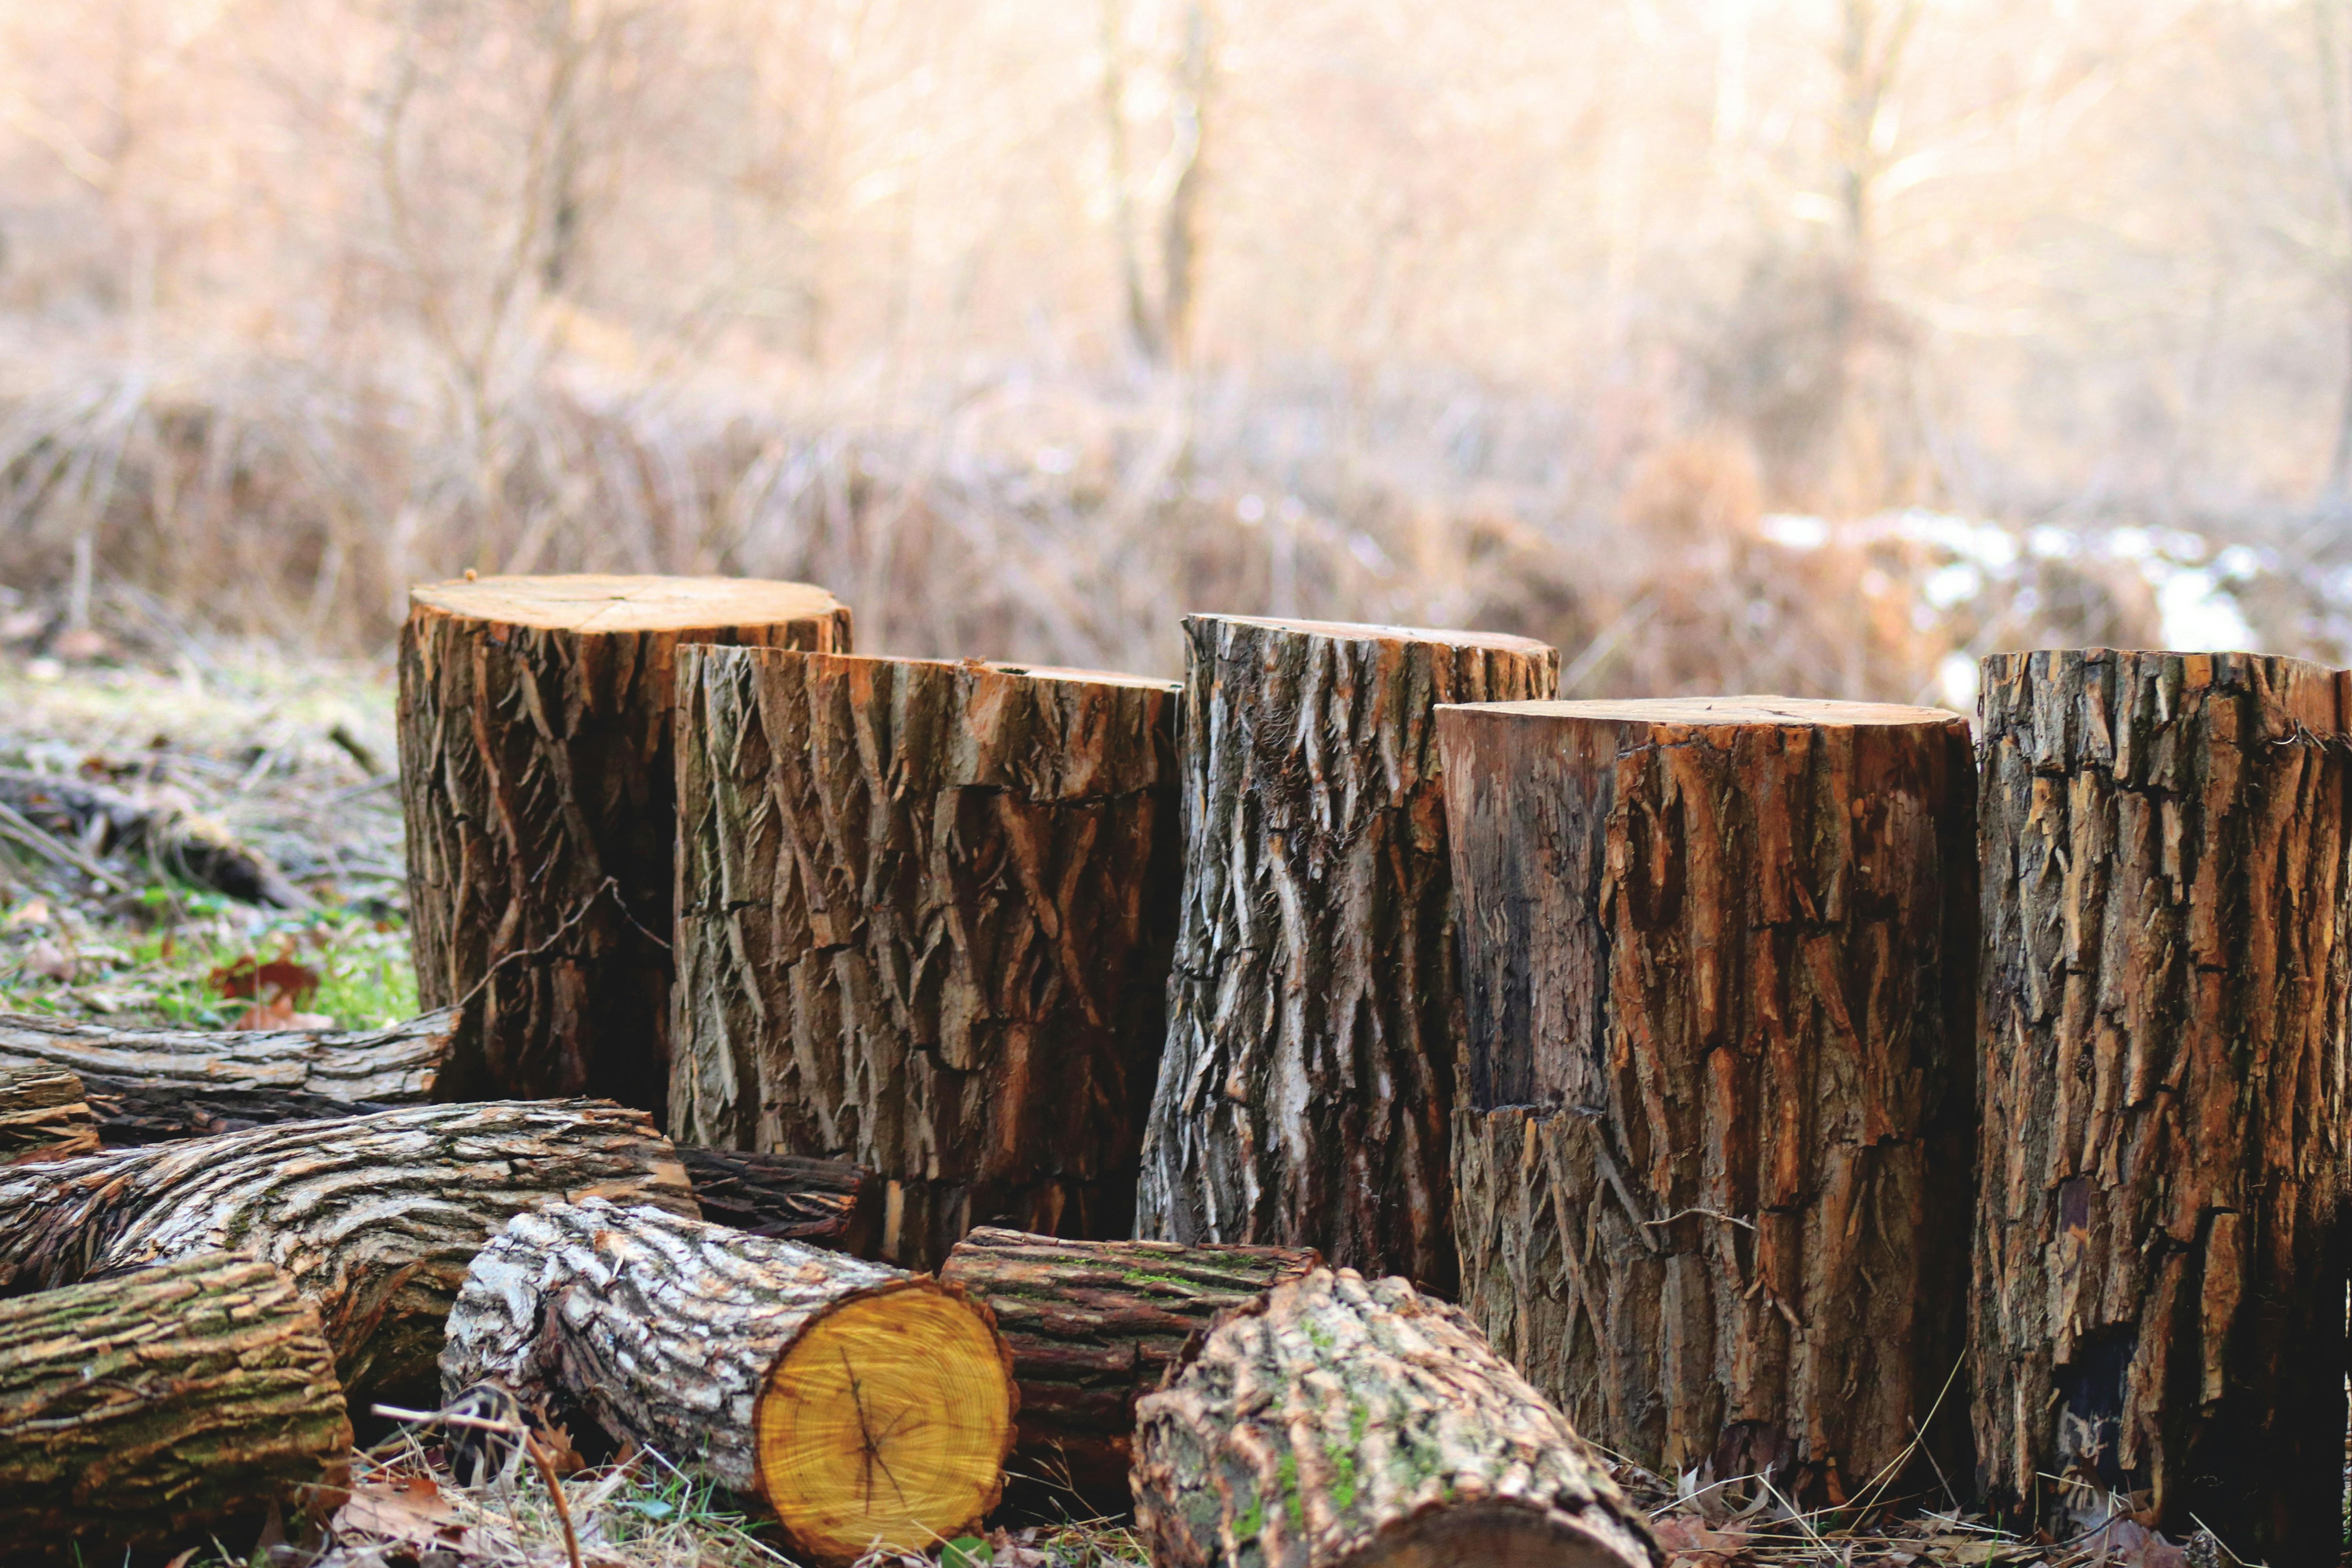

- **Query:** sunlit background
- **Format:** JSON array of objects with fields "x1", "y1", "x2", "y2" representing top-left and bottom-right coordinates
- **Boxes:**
[{"x1": 1, "y1": 0, "x2": 2347, "y2": 711}]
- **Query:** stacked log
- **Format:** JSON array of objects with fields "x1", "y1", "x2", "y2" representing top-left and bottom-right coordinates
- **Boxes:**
[
  {"x1": 400, "y1": 573, "x2": 851, "y2": 1111},
  {"x1": 1441, "y1": 696, "x2": 1977, "y2": 1500},
  {"x1": 669, "y1": 645, "x2": 1181, "y2": 1267},
  {"x1": 442, "y1": 1198, "x2": 1015, "y2": 1565},
  {"x1": 0, "y1": 1065, "x2": 99, "y2": 1163},
  {"x1": 1971, "y1": 650, "x2": 2352, "y2": 1561},
  {"x1": 0, "y1": 1251, "x2": 352, "y2": 1555},
  {"x1": 1132, "y1": 1267, "x2": 1659, "y2": 1568},
  {"x1": 1136, "y1": 615, "x2": 1558, "y2": 1292},
  {"x1": 938, "y1": 1225, "x2": 1318, "y2": 1495},
  {"x1": 676, "y1": 1145, "x2": 882, "y2": 1254},
  {"x1": 0, "y1": 1100, "x2": 694, "y2": 1401}
]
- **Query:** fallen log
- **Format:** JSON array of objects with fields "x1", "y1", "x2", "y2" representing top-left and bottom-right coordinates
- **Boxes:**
[
  {"x1": 0, "y1": 1249, "x2": 352, "y2": 1556},
  {"x1": 676, "y1": 1144, "x2": 882, "y2": 1254},
  {"x1": 0, "y1": 1065, "x2": 99, "y2": 1163},
  {"x1": 938, "y1": 1225, "x2": 1318, "y2": 1496},
  {"x1": 0, "y1": 1100, "x2": 694, "y2": 1402},
  {"x1": 0, "y1": 1007, "x2": 452, "y2": 1141},
  {"x1": 441, "y1": 1197, "x2": 1015, "y2": 1566},
  {"x1": 401, "y1": 573, "x2": 852, "y2": 1111},
  {"x1": 1136, "y1": 615, "x2": 1557, "y2": 1291},
  {"x1": 1133, "y1": 1267, "x2": 1660, "y2": 1568},
  {"x1": 1973, "y1": 651, "x2": 2352, "y2": 1561},
  {"x1": 669, "y1": 645, "x2": 1181, "y2": 1267},
  {"x1": 0, "y1": 766, "x2": 312, "y2": 907}
]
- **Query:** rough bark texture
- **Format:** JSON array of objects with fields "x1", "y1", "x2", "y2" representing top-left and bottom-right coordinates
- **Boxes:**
[
  {"x1": 401, "y1": 574, "x2": 852, "y2": 1112},
  {"x1": 0, "y1": 1008, "x2": 452, "y2": 1141},
  {"x1": 0, "y1": 1100, "x2": 693, "y2": 1402},
  {"x1": 937, "y1": 1224, "x2": 1319, "y2": 1495},
  {"x1": 670, "y1": 644, "x2": 1180, "y2": 1268},
  {"x1": 0, "y1": 1065, "x2": 99, "y2": 1163},
  {"x1": 1971, "y1": 650, "x2": 2352, "y2": 1561},
  {"x1": 678, "y1": 1144, "x2": 882, "y2": 1255},
  {"x1": 0, "y1": 1250, "x2": 352, "y2": 1557},
  {"x1": 1133, "y1": 1268, "x2": 1659, "y2": 1568},
  {"x1": 1441, "y1": 697, "x2": 1977, "y2": 1501},
  {"x1": 443, "y1": 1197, "x2": 1015, "y2": 1565},
  {"x1": 1136, "y1": 616, "x2": 1558, "y2": 1292}
]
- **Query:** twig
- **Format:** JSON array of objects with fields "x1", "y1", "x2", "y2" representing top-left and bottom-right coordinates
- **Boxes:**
[
  {"x1": 0, "y1": 797, "x2": 126, "y2": 891},
  {"x1": 525, "y1": 1432, "x2": 585, "y2": 1568}
]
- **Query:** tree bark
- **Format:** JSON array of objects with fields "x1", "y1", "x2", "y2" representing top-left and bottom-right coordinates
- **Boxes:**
[
  {"x1": 400, "y1": 573, "x2": 851, "y2": 1112},
  {"x1": 670, "y1": 645, "x2": 1180, "y2": 1269},
  {"x1": 0, "y1": 1100, "x2": 694, "y2": 1403},
  {"x1": 1441, "y1": 696, "x2": 1977, "y2": 1502},
  {"x1": 1971, "y1": 650, "x2": 2352, "y2": 1561},
  {"x1": 1136, "y1": 616, "x2": 1558, "y2": 1292},
  {"x1": 442, "y1": 1196, "x2": 1014, "y2": 1565},
  {"x1": 0, "y1": 1008, "x2": 452, "y2": 1142},
  {"x1": 0, "y1": 1249, "x2": 352, "y2": 1557},
  {"x1": 0, "y1": 1065, "x2": 98, "y2": 1163},
  {"x1": 676, "y1": 1144, "x2": 882, "y2": 1255},
  {"x1": 938, "y1": 1224, "x2": 1318, "y2": 1497},
  {"x1": 1132, "y1": 1267, "x2": 1659, "y2": 1568}
]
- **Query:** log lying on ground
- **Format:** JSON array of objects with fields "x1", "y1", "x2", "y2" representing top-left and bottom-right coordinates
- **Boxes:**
[
  {"x1": 0, "y1": 1065, "x2": 99, "y2": 1163},
  {"x1": 0, "y1": 767, "x2": 312, "y2": 907},
  {"x1": 1134, "y1": 1268, "x2": 1659, "y2": 1568},
  {"x1": 670, "y1": 645, "x2": 1180, "y2": 1267},
  {"x1": 0, "y1": 1250, "x2": 351, "y2": 1556},
  {"x1": 442, "y1": 1198, "x2": 1015, "y2": 1565},
  {"x1": 0, "y1": 1100, "x2": 694, "y2": 1401},
  {"x1": 401, "y1": 574, "x2": 853, "y2": 1111},
  {"x1": 938, "y1": 1225, "x2": 1318, "y2": 1495},
  {"x1": 677, "y1": 1145, "x2": 882, "y2": 1254},
  {"x1": 1136, "y1": 616, "x2": 1557, "y2": 1291},
  {"x1": 1440, "y1": 697, "x2": 1978, "y2": 1500},
  {"x1": 0, "y1": 1008, "x2": 452, "y2": 1141},
  {"x1": 1973, "y1": 651, "x2": 2352, "y2": 1562}
]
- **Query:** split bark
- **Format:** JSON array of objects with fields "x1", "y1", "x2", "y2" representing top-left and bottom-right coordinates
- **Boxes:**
[
  {"x1": 1132, "y1": 1267, "x2": 1659, "y2": 1568},
  {"x1": 0, "y1": 1065, "x2": 99, "y2": 1163},
  {"x1": 670, "y1": 645, "x2": 1180, "y2": 1268},
  {"x1": 676, "y1": 1145, "x2": 882, "y2": 1255},
  {"x1": 441, "y1": 1197, "x2": 1015, "y2": 1565},
  {"x1": 1135, "y1": 615, "x2": 1558, "y2": 1291},
  {"x1": 1971, "y1": 650, "x2": 2352, "y2": 1561},
  {"x1": 0, "y1": 1250, "x2": 352, "y2": 1556},
  {"x1": 938, "y1": 1224, "x2": 1318, "y2": 1495},
  {"x1": 1441, "y1": 697, "x2": 1977, "y2": 1500},
  {"x1": 400, "y1": 573, "x2": 851, "y2": 1111},
  {"x1": 0, "y1": 1100, "x2": 693, "y2": 1401}
]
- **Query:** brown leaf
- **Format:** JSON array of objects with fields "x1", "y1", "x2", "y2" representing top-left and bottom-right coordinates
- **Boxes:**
[
  {"x1": 332, "y1": 1472, "x2": 466, "y2": 1551},
  {"x1": 210, "y1": 952, "x2": 321, "y2": 1004}
]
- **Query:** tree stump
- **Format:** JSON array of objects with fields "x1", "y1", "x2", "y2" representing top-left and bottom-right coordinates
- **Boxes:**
[
  {"x1": 0, "y1": 1250, "x2": 352, "y2": 1556},
  {"x1": 677, "y1": 1145, "x2": 883, "y2": 1255},
  {"x1": 1972, "y1": 650, "x2": 2352, "y2": 1560},
  {"x1": 1135, "y1": 615, "x2": 1557, "y2": 1292},
  {"x1": 1132, "y1": 1267, "x2": 1659, "y2": 1568},
  {"x1": 401, "y1": 574, "x2": 851, "y2": 1111},
  {"x1": 0, "y1": 1065, "x2": 98, "y2": 1163},
  {"x1": 442, "y1": 1197, "x2": 1015, "y2": 1565},
  {"x1": 938, "y1": 1224, "x2": 1319, "y2": 1496},
  {"x1": 669, "y1": 644, "x2": 1180, "y2": 1267},
  {"x1": 0, "y1": 1100, "x2": 694, "y2": 1401},
  {"x1": 1440, "y1": 697, "x2": 1977, "y2": 1500}
]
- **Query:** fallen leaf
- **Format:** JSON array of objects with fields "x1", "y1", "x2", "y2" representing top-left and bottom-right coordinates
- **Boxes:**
[
  {"x1": 210, "y1": 953, "x2": 322, "y2": 1004},
  {"x1": 332, "y1": 1472, "x2": 466, "y2": 1551},
  {"x1": 230, "y1": 995, "x2": 335, "y2": 1030},
  {"x1": 5, "y1": 899, "x2": 50, "y2": 929},
  {"x1": 22, "y1": 939, "x2": 75, "y2": 981}
]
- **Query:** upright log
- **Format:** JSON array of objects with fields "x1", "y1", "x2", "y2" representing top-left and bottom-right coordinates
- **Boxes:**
[
  {"x1": 1440, "y1": 697, "x2": 1977, "y2": 1500},
  {"x1": 669, "y1": 645, "x2": 1180, "y2": 1267},
  {"x1": 442, "y1": 1198, "x2": 1015, "y2": 1565},
  {"x1": 0, "y1": 1065, "x2": 98, "y2": 1163},
  {"x1": 401, "y1": 574, "x2": 851, "y2": 1111},
  {"x1": 0, "y1": 1100, "x2": 694, "y2": 1401},
  {"x1": 1135, "y1": 616, "x2": 1557, "y2": 1291},
  {"x1": 938, "y1": 1225, "x2": 1318, "y2": 1495},
  {"x1": 1971, "y1": 650, "x2": 2352, "y2": 1560},
  {"x1": 1132, "y1": 1268, "x2": 1659, "y2": 1568}
]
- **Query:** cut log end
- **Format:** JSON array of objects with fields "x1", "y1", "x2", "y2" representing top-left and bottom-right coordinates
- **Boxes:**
[
  {"x1": 756, "y1": 1281, "x2": 1014, "y2": 1563},
  {"x1": 410, "y1": 572, "x2": 845, "y2": 633}
]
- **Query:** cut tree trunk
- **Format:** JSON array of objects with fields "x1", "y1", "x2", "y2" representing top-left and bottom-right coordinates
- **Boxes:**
[
  {"x1": 938, "y1": 1224, "x2": 1319, "y2": 1496},
  {"x1": 676, "y1": 1145, "x2": 882, "y2": 1255},
  {"x1": 1132, "y1": 1267, "x2": 1659, "y2": 1568},
  {"x1": 0, "y1": 1249, "x2": 351, "y2": 1557},
  {"x1": 0, "y1": 1008, "x2": 452, "y2": 1141},
  {"x1": 0, "y1": 1065, "x2": 98, "y2": 1163},
  {"x1": 1135, "y1": 616, "x2": 1557, "y2": 1292},
  {"x1": 1972, "y1": 650, "x2": 2352, "y2": 1561},
  {"x1": 669, "y1": 645, "x2": 1180, "y2": 1268},
  {"x1": 0, "y1": 1100, "x2": 694, "y2": 1402},
  {"x1": 1441, "y1": 697, "x2": 1977, "y2": 1501},
  {"x1": 401, "y1": 574, "x2": 852, "y2": 1112},
  {"x1": 442, "y1": 1196, "x2": 1014, "y2": 1566}
]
